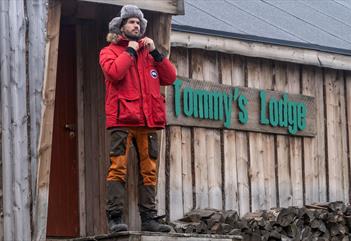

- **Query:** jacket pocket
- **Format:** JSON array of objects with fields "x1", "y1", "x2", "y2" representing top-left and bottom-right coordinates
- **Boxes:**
[
  {"x1": 117, "y1": 96, "x2": 141, "y2": 124},
  {"x1": 148, "y1": 132, "x2": 158, "y2": 160},
  {"x1": 151, "y1": 94, "x2": 166, "y2": 125},
  {"x1": 109, "y1": 129, "x2": 128, "y2": 157}
]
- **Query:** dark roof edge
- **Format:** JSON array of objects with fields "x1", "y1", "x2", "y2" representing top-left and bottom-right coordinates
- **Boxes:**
[{"x1": 172, "y1": 24, "x2": 351, "y2": 57}]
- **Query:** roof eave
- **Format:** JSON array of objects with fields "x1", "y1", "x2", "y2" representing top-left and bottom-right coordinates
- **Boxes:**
[
  {"x1": 171, "y1": 27, "x2": 351, "y2": 71},
  {"x1": 172, "y1": 24, "x2": 351, "y2": 57}
]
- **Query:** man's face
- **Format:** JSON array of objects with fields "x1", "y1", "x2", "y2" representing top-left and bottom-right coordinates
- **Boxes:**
[{"x1": 121, "y1": 17, "x2": 140, "y2": 39}]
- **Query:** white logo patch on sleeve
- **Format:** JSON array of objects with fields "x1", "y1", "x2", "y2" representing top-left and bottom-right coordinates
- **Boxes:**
[{"x1": 150, "y1": 69, "x2": 158, "y2": 79}]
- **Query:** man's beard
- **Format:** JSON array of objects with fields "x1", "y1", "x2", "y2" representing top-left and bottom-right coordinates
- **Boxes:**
[{"x1": 124, "y1": 32, "x2": 141, "y2": 41}]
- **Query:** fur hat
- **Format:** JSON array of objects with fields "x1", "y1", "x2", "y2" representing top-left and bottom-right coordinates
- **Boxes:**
[{"x1": 109, "y1": 5, "x2": 147, "y2": 36}]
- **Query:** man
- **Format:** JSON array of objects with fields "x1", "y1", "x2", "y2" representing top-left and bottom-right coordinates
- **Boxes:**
[{"x1": 99, "y1": 5, "x2": 176, "y2": 233}]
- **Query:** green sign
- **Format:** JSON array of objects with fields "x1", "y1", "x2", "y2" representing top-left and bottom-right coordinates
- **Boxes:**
[{"x1": 166, "y1": 78, "x2": 316, "y2": 137}]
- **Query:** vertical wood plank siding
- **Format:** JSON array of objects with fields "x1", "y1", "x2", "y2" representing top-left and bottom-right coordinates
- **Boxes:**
[
  {"x1": 79, "y1": 16, "x2": 112, "y2": 235},
  {"x1": 287, "y1": 64, "x2": 304, "y2": 207},
  {"x1": 168, "y1": 48, "x2": 192, "y2": 220},
  {"x1": 347, "y1": 72, "x2": 351, "y2": 202},
  {"x1": 27, "y1": 0, "x2": 48, "y2": 207},
  {"x1": 1, "y1": 0, "x2": 47, "y2": 239},
  {"x1": 325, "y1": 70, "x2": 349, "y2": 202},
  {"x1": 167, "y1": 47, "x2": 351, "y2": 219},
  {"x1": 34, "y1": 1, "x2": 61, "y2": 239},
  {"x1": 191, "y1": 49, "x2": 222, "y2": 210},
  {"x1": 220, "y1": 53, "x2": 239, "y2": 212}
]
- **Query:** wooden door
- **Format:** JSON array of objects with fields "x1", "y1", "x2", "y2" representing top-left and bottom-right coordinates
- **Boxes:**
[{"x1": 47, "y1": 24, "x2": 79, "y2": 237}]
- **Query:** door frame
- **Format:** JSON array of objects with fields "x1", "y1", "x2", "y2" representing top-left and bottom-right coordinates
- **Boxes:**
[
  {"x1": 33, "y1": 0, "x2": 62, "y2": 240},
  {"x1": 34, "y1": 2, "x2": 87, "y2": 238}
]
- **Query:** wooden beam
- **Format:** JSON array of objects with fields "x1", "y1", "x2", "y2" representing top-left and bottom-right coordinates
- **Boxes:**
[
  {"x1": 78, "y1": 0, "x2": 184, "y2": 15},
  {"x1": 76, "y1": 24, "x2": 87, "y2": 237},
  {"x1": 146, "y1": 13, "x2": 173, "y2": 219},
  {"x1": 27, "y1": 0, "x2": 48, "y2": 208},
  {"x1": 171, "y1": 31, "x2": 351, "y2": 71},
  {"x1": 33, "y1": 1, "x2": 61, "y2": 240}
]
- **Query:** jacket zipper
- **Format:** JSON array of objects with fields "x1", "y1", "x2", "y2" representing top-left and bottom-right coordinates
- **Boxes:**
[{"x1": 117, "y1": 99, "x2": 120, "y2": 120}]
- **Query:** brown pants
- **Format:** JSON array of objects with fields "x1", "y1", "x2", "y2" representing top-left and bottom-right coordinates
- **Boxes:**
[{"x1": 107, "y1": 127, "x2": 158, "y2": 186}]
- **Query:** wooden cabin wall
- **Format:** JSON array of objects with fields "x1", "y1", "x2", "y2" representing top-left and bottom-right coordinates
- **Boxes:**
[
  {"x1": 0, "y1": 96, "x2": 2, "y2": 241},
  {"x1": 0, "y1": 0, "x2": 48, "y2": 240},
  {"x1": 77, "y1": 4, "x2": 173, "y2": 235},
  {"x1": 79, "y1": 17, "x2": 107, "y2": 236},
  {"x1": 167, "y1": 46, "x2": 351, "y2": 220}
]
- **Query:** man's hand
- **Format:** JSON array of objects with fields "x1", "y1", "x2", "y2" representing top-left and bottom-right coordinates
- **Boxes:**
[
  {"x1": 141, "y1": 37, "x2": 155, "y2": 52},
  {"x1": 128, "y1": 41, "x2": 139, "y2": 51}
]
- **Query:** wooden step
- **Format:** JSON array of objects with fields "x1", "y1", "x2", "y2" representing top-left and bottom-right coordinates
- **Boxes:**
[{"x1": 62, "y1": 231, "x2": 243, "y2": 241}]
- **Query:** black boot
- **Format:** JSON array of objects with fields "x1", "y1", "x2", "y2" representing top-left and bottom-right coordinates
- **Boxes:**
[
  {"x1": 139, "y1": 185, "x2": 171, "y2": 233},
  {"x1": 106, "y1": 181, "x2": 128, "y2": 232},
  {"x1": 107, "y1": 211, "x2": 128, "y2": 232},
  {"x1": 140, "y1": 213, "x2": 172, "y2": 233}
]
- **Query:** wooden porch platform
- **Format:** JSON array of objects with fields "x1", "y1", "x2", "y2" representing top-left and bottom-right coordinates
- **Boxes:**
[{"x1": 53, "y1": 231, "x2": 243, "y2": 241}]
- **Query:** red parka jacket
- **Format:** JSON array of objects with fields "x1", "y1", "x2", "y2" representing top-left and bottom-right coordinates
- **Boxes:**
[{"x1": 99, "y1": 37, "x2": 176, "y2": 129}]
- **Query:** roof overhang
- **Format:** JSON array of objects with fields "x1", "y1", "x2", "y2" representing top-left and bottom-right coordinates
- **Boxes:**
[
  {"x1": 78, "y1": 0, "x2": 184, "y2": 14},
  {"x1": 171, "y1": 30, "x2": 351, "y2": 71}
]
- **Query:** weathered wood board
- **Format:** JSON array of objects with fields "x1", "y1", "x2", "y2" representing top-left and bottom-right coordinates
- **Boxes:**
[
  {"x1": 167, "y1": 77, "x2": 317, "y2": 137},
  {"x1": 165, "y1": 47, "x2": 351, "y2": 221}
]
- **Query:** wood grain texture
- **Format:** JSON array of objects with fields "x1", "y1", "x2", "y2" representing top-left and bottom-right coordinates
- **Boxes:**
[
  {"x1": 287, "y1": 63, "x2": 303, "y2": 207},
  {"x1": 166, "y1": 78, "x2": 317, "y2": 136},
  {"x1": 165, "y1": 47, "x2": 350, "y2": 219},
  {"x1": 98, "y1": 28, "x2": 107, "y2": 233},
  {"x1": 194, "y1": 49, "x2": 222, "y2": 210},
  {"x1": 157, "y1": 129, "x2": 166, "y2": 216},
  {"x1": 81, "y1": 20, "x2": 94, "y2": 235},
  {"x1": 0, "y1": 1, "x2": 10, "y2": 238},
  {"x1": 223, "y1": 129, "x2": 238, "y2": 211},
  {"x1": 247, "y1": 58, "x2": 266, "y2": 212},
  {"x1": 27, "y1": 0, "x2": 48, "y2": 208},
  {"x1": 76, "y1": 23, "x2": 87, "y2": 236},
  {"x1": 232, "y1": 56, "x2": 250, "y2": 216},
  {"x1": 1, "y1": 0, "x2": 32, "y2": 238},
  {"x1": 191, "y1": 49, "x2": 213, "y2": 209},
  {"x1": 339, "y1": 71, "x2": 349, "y2": 204},
  {"x1": 247, "y1": 59, "x2": 277, "y2": 211},
  {"x1": 149, "y1": 13, "x2": 173, "y2": 219},
  {"x1": 80, "y1": 18, "x2": 111, "y2": 234},
  {"x1": 302, "y1": 66, "x2": 319, "y2": 204},
  {"x1": 193, "y1": 127, "x2": 208, "y2": 209},
  {"x1": 169, "y1": 126, "x2": 184, "y2": 220},
  {"x1": 126, "y1": 146, "x2": 141, "y2": 231},
  {"x1": 347, "y1": 72, "x2": 351, "y2": 204},
  {"x1": 219, "y1": 53, "x2": 238, "y2": 211},
  {"x1": 273, "y1": 62, "x2": 292, "y2": 208},
  {"x1": 34, "y1": 1, "x2": 61, "y2": 240},
  {"x1": 181, "y1": 128, "x2": 193, "y2": 215},
  {"x1": 315, "y1": 69, "x2": 327, "y2": 202},
  {"x1": 79, "y1": 0, "x2": 183, "y2": 14},
  {"x1": 207, "y1": 129, "x2": 222, "y2": 209},
  {"x1": 171, "y1": 31, "x2": 351, "y2": 71},
  {"x1": 168, "y1": 47, "x2": 191, "y2": 219},
  {"x1": 88, "y1": 21, "x2": 100, "y2": 235},
  {"x1": 325, "y1": 69, "x2": 349, "y2": 202},
  {"x1": 260, "y1": 60, "x2": 277, "y2": 210}
]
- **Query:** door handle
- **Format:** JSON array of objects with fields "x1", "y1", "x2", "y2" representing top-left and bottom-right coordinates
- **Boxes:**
[{"x1": 64, "y1": 123, "x2": 76, "y2": 138}]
